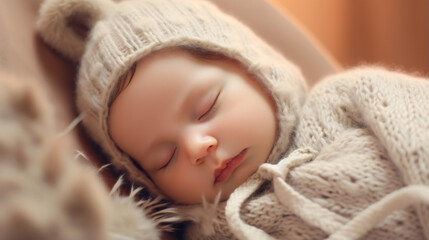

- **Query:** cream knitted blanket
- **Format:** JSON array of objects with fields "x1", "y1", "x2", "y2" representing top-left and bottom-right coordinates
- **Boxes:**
[{"x1": 185, "y1": 68, "x2": 429, "y2": 240}]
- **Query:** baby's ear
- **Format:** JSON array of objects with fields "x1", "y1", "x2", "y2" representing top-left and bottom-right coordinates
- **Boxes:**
[{"x1": 37, "y1": 0, "x2": 115, "y2": 62}]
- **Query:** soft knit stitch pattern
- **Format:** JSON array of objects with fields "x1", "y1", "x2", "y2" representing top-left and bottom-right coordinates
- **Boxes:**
[{"x1": 184, "y1": 68, "x2": 429, "y2": 240}]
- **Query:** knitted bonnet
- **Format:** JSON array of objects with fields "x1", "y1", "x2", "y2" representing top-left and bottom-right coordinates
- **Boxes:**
[{"x1": 37, "y1": 0, "x2": 307, "y2": 197}]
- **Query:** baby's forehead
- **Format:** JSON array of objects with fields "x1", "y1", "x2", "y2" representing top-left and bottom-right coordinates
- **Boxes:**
[{"x1": 114, "y1": 47, "x2": 244, "y2": 94}]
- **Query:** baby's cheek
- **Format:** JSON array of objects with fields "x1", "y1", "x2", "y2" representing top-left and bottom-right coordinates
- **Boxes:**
[
  {"x1": 156, "y1": 163, "x2": 212, "y2": 203},
  {"x1": 227, "y1": 107, "x2": 258, "y2": 136}
]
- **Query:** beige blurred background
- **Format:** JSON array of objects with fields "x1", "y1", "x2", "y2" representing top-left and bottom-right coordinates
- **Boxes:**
[{"x1": 269, "y1": 0, "x2": 429, "y2": 76}]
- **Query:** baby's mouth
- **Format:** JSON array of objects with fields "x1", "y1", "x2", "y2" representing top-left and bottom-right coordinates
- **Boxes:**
[{"x1": 214, "y1": 149, "x2": 247, "y2": 184}]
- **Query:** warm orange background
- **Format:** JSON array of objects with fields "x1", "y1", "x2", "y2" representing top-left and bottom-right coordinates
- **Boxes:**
[{"x1": 268, "y1": 0, "x2": 429, "y2": 76}]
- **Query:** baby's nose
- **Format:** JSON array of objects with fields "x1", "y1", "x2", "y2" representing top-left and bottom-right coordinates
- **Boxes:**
[{"x1": 182, "y1": 131, "x2": 217, "y2": 165}]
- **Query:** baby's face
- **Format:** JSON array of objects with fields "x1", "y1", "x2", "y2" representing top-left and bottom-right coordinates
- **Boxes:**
[{"x1": 109, "y1": 49, "x2": 276, "y2": 204}]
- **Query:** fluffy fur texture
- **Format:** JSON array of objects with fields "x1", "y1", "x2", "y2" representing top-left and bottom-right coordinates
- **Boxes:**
[
  {"x1": 0, "y1": 71, "x2": 175, "y2": 239},
  {"x1": 184, "y1": 68, "x2": 429, "y2": 239},
  {"x1": 36, "y1": 0, "x2": 306, "y2": 197}
]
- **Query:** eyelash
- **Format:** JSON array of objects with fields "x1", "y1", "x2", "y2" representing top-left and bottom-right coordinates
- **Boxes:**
[
  {"x1": 198, "y1": 91, "x2": 220, "y2": 121},
  {"x1": 160, "y1": 147, "x2": 176, "y2": 170}
]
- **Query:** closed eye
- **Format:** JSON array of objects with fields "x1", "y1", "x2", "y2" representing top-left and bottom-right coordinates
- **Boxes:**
[
  {"x1": 159, "y1": 147, "x2": 176, "y2": 170},
  {"x1": 198, "y1": 90, "x2": 221, "y2": 121}
]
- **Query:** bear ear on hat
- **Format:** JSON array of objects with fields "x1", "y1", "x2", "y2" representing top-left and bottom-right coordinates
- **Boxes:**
[{"x1": 37, "y1": 0, "x2": 115, "y2": 62}]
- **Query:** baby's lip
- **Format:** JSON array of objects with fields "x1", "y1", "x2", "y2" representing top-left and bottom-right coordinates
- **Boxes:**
[{"x1": 214, "y1": 149, "x2": 247, "y2": 184}]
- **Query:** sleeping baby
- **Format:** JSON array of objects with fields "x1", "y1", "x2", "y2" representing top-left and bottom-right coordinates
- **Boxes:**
[{"x1": 37, "y1": 0, "x2": 429, "y2": 239}]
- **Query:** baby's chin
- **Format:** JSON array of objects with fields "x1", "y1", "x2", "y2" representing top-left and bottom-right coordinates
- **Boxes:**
[
  {"x1": 175, "y1": 188, "x2": 232, "y2": 205},
  {"x1": 217, "y1": 176, "x2": 252, "y2": 202},
  {"x1": 168, "y1": 170, "x2": 256, "y2": 204}
]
